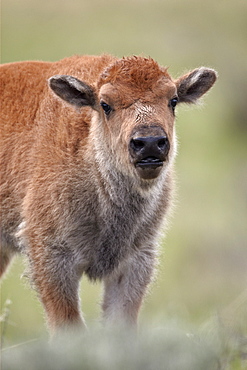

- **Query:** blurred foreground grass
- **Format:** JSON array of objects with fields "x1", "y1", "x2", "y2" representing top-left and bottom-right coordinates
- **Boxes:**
[
  {"x1": 1, "y1": 0, "x2": 247, "y2": 368},
  {"x1": 1, "y1": 321, "x2": 247, "y2": 370}
]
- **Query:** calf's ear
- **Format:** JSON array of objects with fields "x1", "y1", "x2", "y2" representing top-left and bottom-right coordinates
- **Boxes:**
[
  {"x1": 176, "y1": 68, "x2": 217, "y2": 104},
  {"x1": 49, "y1": 75, "x2": 98, "y2": 109}
]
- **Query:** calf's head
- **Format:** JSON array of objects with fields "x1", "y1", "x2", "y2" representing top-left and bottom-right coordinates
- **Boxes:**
[{"x1": 49, "y1": 57, "x2": 217, "y2": 181}]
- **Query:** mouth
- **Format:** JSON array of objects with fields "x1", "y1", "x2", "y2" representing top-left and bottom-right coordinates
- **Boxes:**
[
  {"x1": 136, "y1": 157, "x2": 164, "y2": 169},
  {"x1": 134, "y1": 157, "x2": 164, "y2": 180}
]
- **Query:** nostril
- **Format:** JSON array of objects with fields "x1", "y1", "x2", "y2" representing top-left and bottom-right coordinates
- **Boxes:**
[
  {"x1": 157, "y1": 137, "x2": 168, "y2": 151},
  {"x1": 130, "y1": 136, "x2": 170, "y2": 155},
  {"x1": 130, "y1": 138, "x2": 145, "y2": 152}
]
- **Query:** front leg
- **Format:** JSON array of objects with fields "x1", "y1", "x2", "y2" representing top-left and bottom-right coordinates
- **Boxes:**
[
  {"x1": 102, "y1": 247, "x2": 157, "y2": 328},
  {"x1": 28, "y1": 244, "x2": 86, "y2": 335}
]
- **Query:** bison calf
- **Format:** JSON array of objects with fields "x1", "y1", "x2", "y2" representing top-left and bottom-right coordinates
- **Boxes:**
[{"x1": 0, "y1": 55, "x2": 217, "y2": 334}]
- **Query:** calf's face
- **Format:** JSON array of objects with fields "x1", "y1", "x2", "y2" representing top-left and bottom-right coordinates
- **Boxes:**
[
  {"x1": 49, "y1": 60, "x2": 217, "y2": 181},
  {"x1": 97, "y1": 77, "x2": 177, "y2": 180}
]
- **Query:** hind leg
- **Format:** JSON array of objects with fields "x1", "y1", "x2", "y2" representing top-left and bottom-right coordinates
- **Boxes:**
[
  {"x1": 0, "y1": 250, "x2": 14, "y2": 277},
  {"x1": 0, "y1": 237, "x2": 16, "y2": 278}
]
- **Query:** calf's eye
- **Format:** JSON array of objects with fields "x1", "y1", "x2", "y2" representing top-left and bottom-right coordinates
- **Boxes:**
[
  {"x1": 100, "y1": 101, "x2": 112, "y2": 116},
  {"x1": 169, "y1": 97, "x2": 178, "y2": 111}
]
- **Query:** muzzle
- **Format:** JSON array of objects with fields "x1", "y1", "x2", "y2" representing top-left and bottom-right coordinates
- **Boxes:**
[{"x1": 129, "y1": 126, "x2": 170, "y2": 180}]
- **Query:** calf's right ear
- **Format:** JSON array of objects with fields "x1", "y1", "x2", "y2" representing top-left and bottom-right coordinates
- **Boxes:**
[{"x1": 48, "y1": 75, "x2": 98, "y2": 109}]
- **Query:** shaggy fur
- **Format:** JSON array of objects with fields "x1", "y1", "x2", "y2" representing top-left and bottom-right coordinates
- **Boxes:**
[{"x1": 0, "y1": 54, "x2": 217, "y2": 334}]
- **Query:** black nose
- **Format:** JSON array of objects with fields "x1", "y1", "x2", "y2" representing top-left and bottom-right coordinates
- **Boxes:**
[{"x1": 130, "y1": 135, "x2": 170, "y2": 160}]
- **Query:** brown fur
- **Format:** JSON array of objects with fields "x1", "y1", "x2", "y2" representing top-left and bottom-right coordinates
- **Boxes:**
[{"x1": 0, "y1": 54, "x2": 217, "y2": 334}]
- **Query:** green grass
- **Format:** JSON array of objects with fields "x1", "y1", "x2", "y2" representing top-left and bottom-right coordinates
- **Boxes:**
[{"x1": 1, "y1": 318, "x2": 247, "y2": 370}]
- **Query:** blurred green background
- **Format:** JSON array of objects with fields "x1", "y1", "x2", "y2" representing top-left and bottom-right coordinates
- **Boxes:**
[{"x1": 1, "y1": 0, "x2": 247, "y2": 345}]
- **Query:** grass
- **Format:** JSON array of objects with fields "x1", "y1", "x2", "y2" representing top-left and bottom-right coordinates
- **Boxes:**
[
  {"x1": 1, "y1": 314, "x2": 247, "y2": 370},
  {"x1": 1, "y1": 283, "x2": 247, "y2": 369}
]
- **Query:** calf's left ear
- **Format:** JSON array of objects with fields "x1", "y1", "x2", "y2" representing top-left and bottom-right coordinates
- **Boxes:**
[
  {"x1": 176, "y1": 68, "x2": 217, "y2": 104},
  {"x1": 49, "y1": 75, "x2": 98, "y2": 109}
]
